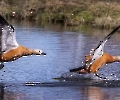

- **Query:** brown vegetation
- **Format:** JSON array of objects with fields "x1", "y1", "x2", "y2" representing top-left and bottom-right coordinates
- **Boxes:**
[{"x1": 0, "y1": 0, "x2": 120, "y2": 28}]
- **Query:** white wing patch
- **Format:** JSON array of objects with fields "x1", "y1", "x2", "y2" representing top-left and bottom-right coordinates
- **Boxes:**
[
  {"x1": 2, "y1": 25, "x2": 19, "y2": 53},
  {"x1": 88, "y1": 40, "x2": 107, "y2": 68},
  {"x1": 91, "y1": 41, "x2": 106, "y2": 61}
]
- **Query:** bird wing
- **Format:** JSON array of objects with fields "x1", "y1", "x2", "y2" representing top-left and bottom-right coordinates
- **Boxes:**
[
  {"x1": 88, "y1": 25, "x2": 120, "y2": 69},
  {"x1": 0, "y1": 15, "x2": 19, "y2": 53},
  {"x1": 70, "y1": 25, "x2": 120, "y2": 73}
]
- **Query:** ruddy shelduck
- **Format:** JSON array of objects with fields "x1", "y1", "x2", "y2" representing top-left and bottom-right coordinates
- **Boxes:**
[
  {"x1": 70, "y1": 25, "x2": 120, "y2": 77},
  {"x1": 0, "y1": 15, "x2": 46, "y2": 69}
]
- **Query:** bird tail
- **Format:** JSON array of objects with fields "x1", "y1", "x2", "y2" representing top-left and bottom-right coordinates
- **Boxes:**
[
  {"x1": 70, "y1": 67, "x2": 84, "y2": 72},
  {"x1": 70, "y1": 66, "x2": 88, "y2": 74}
]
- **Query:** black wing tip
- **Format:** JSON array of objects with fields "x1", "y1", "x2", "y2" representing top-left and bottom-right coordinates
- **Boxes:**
[
  {"x1": 0, "y1": 15, "x2": 9, "y2": 26},
  {"x1": 95, "y1": 25, "x2": 120, "y2": 50},
  {"x1": 105, "y1": 25, "x2": 120, "y2": 39},
  {"x1": 0, "y1": 15, "x2": 15, "y2": 31},
  {"x1": 70, "y1": 69, "x2": 77, "y2": 72},
  {"x1": 70, "y1": 67, "x2": 84, "y2": 72},
  {"x1": 111, "y1": 25, "x2": 120, "y2": 33},
  {"x1": 115, "y1": 25, "x2": 120, "y2": 29}
]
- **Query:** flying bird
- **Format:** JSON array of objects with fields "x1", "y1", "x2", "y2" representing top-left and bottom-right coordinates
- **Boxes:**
[
  {"x1": 0, "y1": 15, "x2": 46, "y2": 69},
  {"x1": 70, "y1": 25, "x2": 120, "y2": 77}
]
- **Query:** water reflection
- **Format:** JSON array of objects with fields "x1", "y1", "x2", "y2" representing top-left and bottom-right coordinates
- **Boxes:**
[
  {"x1": 81, "y1": 87, "x2": 105, "y2": 100},
  {"x1": 82, "y1": 86, "x2": 120, "y2": 100},
  {"x1": 2, "y1": 83, "x2": 120, "y2": 100},
  {"x1": 4, "y1": 91, "x2": 24, "y2": 100}
]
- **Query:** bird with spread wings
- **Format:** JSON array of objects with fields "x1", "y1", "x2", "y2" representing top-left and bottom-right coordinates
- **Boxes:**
[
  {"x1": 70, "y1": 25, "x2": 120, "y2": 78},
  {"x1": 0, "y1": 15, "x2": 46, "y2": 69}
]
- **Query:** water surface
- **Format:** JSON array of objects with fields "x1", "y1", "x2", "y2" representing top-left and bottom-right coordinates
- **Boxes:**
[{"x1": 1, "y1": 21, "x2": 120, "y2": 100}]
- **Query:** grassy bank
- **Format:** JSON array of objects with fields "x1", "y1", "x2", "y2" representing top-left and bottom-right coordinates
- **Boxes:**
[{"x1": 0, "y1": 0, "x2": 120, "y2": 29}]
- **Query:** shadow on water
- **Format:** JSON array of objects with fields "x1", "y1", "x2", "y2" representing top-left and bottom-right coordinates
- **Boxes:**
[
  {"x1": 43, "y1": 70, "x2": 120, "y2": 88},
  {"x1": 25, "y1": 72, "x2": 120, "y2": 88}
]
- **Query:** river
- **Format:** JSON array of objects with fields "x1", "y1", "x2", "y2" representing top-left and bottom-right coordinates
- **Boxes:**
[{"x1": 0, "y1": 21, "x2": 120, "y2": 100}]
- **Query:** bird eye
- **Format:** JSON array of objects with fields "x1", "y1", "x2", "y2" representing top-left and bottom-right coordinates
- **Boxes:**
[{"x1": 39, "y1": 50, "x2": 42, "y2": 53}]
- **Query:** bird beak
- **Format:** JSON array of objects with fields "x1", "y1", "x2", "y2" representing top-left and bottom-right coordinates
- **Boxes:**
[
  {"x1": 39, "y1": 50, "x2": 46, "y2": 55},
  {"x1": 41, "y1": 52, "x2": 46, "y2": 55}
]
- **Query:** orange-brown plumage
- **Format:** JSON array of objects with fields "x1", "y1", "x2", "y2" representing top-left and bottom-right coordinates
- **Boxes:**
[
  {"x1": 88, "y1": 53, "x2": 115, "y2": 73},
  {"x1": 71, "y1": 53, "x2": 120, "y2": 74},
  {"x1": 0, "y1": 45, "x2": 42, "y2": 62}
]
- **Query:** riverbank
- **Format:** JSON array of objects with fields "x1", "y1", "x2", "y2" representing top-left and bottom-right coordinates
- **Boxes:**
[{"x1": 0, "y1": 0, "x2": 120, "y2": 29}]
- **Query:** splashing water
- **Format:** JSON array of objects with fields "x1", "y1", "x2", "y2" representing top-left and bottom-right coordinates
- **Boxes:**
[{"x1": 52, "y1": 72, "x2": 120, "y2": 87}]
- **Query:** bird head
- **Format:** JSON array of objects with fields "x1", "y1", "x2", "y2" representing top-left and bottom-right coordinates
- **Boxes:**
[{"x1": 34, "y1": 49, "x2": 46, "y2": 55}]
